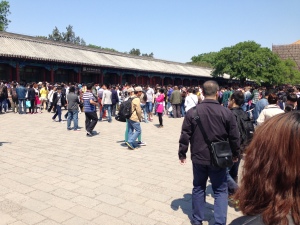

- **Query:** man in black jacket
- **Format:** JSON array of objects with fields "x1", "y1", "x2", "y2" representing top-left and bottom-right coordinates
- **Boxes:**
[{"x1": 178, "y1": 80, "x2": 240, "y2": 225}]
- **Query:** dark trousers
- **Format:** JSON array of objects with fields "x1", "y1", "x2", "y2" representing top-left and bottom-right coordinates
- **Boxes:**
[
  {"x1": 192, "y1": 163, "x2": 228, "y2": 225},
  {"x1": 111, "y1": 103, "x2": 117, "y2": 116},
  {"x1": 158, "y1": 113, "x2": 163, "y2": 126},
  {"x1": 172, "y1": 104, "x2": 181, "y2": 118},
  {"x1": 29, "y1": 99, "x2": 35, "y2": 113},
  {"x1": 85, "y1": 111, "x2": 98, "y2": 133}
]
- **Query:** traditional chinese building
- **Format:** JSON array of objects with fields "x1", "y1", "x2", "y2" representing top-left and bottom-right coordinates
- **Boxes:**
[
  {"x1": 0, "y1": 31, "x2": 229, "y2": 85},
  {"x1": 272, "y1": 40, "x2": 300, "y2": 70}
]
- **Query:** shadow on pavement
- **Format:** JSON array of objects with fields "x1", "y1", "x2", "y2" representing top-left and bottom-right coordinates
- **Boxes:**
[
  {"x1": 171, "y1": 193, "x2": 215, "y2": 225},
  {"x1": 0, "y1": 142, "x2": 11, "y2": 147}
]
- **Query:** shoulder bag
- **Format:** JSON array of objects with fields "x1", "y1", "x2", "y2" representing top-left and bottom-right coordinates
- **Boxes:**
[{"x1": 193, "y1": 107, "x2": 233, "y2": 169}]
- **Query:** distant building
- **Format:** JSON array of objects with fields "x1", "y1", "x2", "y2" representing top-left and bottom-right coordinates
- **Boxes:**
[
  {"x1": 0, "y1": 31, "x2": 230, "y2": 85},
  {"x1": 272, "y1": 40, "x2": 300, "y2": 70}
]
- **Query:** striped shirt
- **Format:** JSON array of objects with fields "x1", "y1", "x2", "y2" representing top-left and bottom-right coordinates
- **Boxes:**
[{"x1": 83, "y1": 91, "x2": 96, "y2": 112}]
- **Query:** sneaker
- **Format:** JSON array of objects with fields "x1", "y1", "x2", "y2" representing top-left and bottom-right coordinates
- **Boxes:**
[
  {"x1": 74, "y1": 129, "x2": 81, "y2": 131},
  {"x1": 158, "y1": 125, "x2": 163, "y2": 128},
  {"x1": 60, "y1": 121, "x2": 65, "y2": 124},
  {"x1": 125, "y1": 142, "x2": 135, "y2": 150},
  {"x1": 67, "y1": 128, "x2": 72, "y2": 130},
  {"x1": 52, "y1": 119, "x2": 56, "y2": 122},
  {"x1": 137, "y1": 141, "x2": 147, "y2": 146},
  {"x1": 86, "y1": 131, "x2": 92, "y2": 137}
]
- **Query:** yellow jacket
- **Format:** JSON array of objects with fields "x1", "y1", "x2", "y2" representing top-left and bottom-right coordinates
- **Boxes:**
[{"x1": 129, "y1": 96, "x2": 142, "y2": 122}]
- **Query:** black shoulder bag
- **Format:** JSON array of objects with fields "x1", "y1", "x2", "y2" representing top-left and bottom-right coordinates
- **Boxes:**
[{"x1": 193, "y1": 107, "x2": 233, "y2": 169}]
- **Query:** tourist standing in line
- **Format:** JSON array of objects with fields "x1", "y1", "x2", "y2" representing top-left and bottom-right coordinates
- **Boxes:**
[
  {"x1": 184, "y1": 88, "x2": 198, "y2": 113},
  {"x1": 99, "y1": 84, "x2": 112, "y2": 123},
  {"x1": 27, "y1": 84, "x2": 36, "y2": 114},
  {"x1": 66, "y1": 86, "x2": 80, "y2": 131},
  {"x1": 83, "y1": 83, "x2": 98, "y2": 136},
  {"x1": 16, "y1": 82, "x2": 27, "y2": 114},
  {"x1": 145, "y1": 85, "x2": 154, "y2": 122},
  {"x1": 178, "y1": 80, "x2": 240, "y2": 225},
  {"x1": 111, "y1": 85, "x2": 119, "y2": 117}
]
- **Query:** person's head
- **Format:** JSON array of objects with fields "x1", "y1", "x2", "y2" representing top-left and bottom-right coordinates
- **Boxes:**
[
  {"x1": 228, "y1": 91, "x2": 244, "y2": 108},
  {"x1": 284, "y1": 104, "x2": 295, "y2": 113},
  {"x1": 287, "y1": 93, "x2": 297, "y2": 108},
  {"x1": 234, "y1": 112, "x2": 300, "y2": 225},
  {"x1": 86, "y1": 83, "x2": 93, "y2": 90},
  {"x1": 174, "y1": 86, "x2": 178, "y2": 90},
  {"x1": 69, "y1": 86, "x2": 75, "y2": 93},
  {"x1": 188, "y1": 88, "x2": 193, "y2": 94},
  {"x1": 127, "y1": 87, "x2": 134, "y2": 96},
  {"x1": 134, "y1": 86, "x2": 143, "y2": 97},
  {"x1": 203, "y1": 80, "x2": 219, "y2": 99},
  {"x1": 159, "y1": 88, "x2": 164, "y2": 94},
  {"x1": 56, "y1": 87, "x2": 61, "y2": 93},
  {"x1": 29, "y1": 84, "x2": 33, "y2": 88},
  {"x1": 102, "y1": 84, "x2": 107, "y2": 90},
  {"x1": 268, "y1": 93, "x2": 278, "y2": 104}
]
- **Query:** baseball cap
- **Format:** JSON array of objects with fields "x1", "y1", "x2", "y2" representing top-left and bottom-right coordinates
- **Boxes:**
[{"x1": 134, "y1": 86, "x2": 143, "y2": 92}]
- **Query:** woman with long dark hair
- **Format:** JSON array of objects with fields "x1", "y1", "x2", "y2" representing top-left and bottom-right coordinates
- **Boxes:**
[{"x1": 230, "y1": 112, "x2": 300, "y2": 225}]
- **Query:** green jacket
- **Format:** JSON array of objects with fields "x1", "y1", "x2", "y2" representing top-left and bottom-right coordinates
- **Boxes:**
[{"x1": 170, "y1": 90, "x2": 182, "y2": 104}]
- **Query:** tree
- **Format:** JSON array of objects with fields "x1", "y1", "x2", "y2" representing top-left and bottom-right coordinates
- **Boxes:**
[
  {"x1": 87, "y1": 44, "x2": 118, "y2": 52},
  {"x1": 48, "y1": 26, "x2": 62, "y2": 42},
  {"x1": 190, "y1": 52, "x2": 217, "y2": 68},
  {"x1": 279, "y1": 58, "x2": 300, "y2": 85},
  {"x1": 142, "y1": 52, "x2": 154, "y2": 58},
  {"x1": 212, "y1": 41, "x2": 290, "y2": 85},
  {"x1": 0, "y1": 0, "x2": 10, "y2": 31},
  {"x1": 129, "y1": 48, "x2": 141, "y2": 56}
]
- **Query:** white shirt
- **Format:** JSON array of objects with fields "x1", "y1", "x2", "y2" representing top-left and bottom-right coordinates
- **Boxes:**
[
  {"x1": 184, "y1": 94, "x2": 198, "y2": 112},
  {"x1": 256, "y1": 104, "x2": 284, "y2": 126}
]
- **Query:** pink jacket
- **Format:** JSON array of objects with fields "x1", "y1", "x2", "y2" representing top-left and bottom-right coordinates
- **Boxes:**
[{"x1": 156, "y1": 94, "x2": 165, "y2": 113}]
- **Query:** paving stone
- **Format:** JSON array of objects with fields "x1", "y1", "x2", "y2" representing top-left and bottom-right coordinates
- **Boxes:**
[
  {"x1": 67, "y1": 205, "x2": 100, "y2": 220},
  {"x1": 93, "y1": 202, "x2": 127, "y2": 218},
  {"x1": 63, "y1": 216, "x2": 98, "y2": 225},
  {"x1": 92, "y1": 214, "x2": 131, "y2": 225},
  {"x1": 40, "y1": 207, "x2": 73, "y2": 223},
  {"x1": 120, "y1": 212, "x2": 158, "y2": 225},
  {"x1": 95, "y1": 194, "x2": 125, "y2": 206},
  {"x1": 148, "y1": 210, "x2": 185, "y2": 225}
]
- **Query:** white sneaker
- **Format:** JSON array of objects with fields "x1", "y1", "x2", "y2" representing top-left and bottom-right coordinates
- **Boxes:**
[{"x1": 137, "y1": 141, "x2": 147, "y2": 146}]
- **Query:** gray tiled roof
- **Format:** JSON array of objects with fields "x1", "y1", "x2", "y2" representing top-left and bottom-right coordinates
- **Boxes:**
[{"x1": 0, "y1": 32, "x2": 228, "y2": 78}]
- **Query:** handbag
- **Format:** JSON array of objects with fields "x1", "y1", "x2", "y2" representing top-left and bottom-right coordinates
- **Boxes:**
[
  {"x1": 168, "y1": 106, "x2": 173, "y2": 112},
  {"x1": 26, "y1": 100, "x2": 31, "y2": 108},
  {"x1": 193, "y1": 107, "x2": 233, "y2": 169}
]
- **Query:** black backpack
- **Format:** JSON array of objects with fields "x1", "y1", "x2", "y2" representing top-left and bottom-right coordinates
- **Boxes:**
[
  {"x1": 232, "y1": 109, "x2": 254, "y2": 150},
  {"x1": 115, "y1": 97, "x2": 136, "y2": 122},
  {"x1": 142, "y1": 91, "x2": 147, "y2": 102}
]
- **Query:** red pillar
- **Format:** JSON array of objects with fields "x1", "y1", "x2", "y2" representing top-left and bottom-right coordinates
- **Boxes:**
[
  {"x1": 16, "y1": 64, "x2": 20, "y2": 82},
  {"x1": 161, "y1": 77, "x2": 164, "y2": 86},
  {"x1": 119, "y1": 74, "x2": 122, "y2": 85},
  {"x1": 136, "y1": 76, "x2": 139, "y2": 84},
  {"x1": 50, "y1": 69, "x2": 54, "y2": 83},
  {"x1": 9, "y1": 66, "x2": 13, "y2": 81},
  {"x1": 100, "y1": 72, "x2": 104, "y2": 84},
  {"x1": 78, "y1": 72, "x2": 81, "y2": 84},
  {"x1": 43, "y1": 69, "x2": 46, "y2": 82}
]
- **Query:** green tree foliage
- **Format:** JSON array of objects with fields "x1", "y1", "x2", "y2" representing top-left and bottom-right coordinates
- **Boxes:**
[
  {"x1": 129, "y1": 48, "x2": 141, "y2": 56},
  {"x1": 87, "y1": 44, "x2": 118, "y2": 52},
  {"x1": 48, "y1": 25, "x2": 86, "y2": 45},
  {"x1": 279, "y1": 58, "x2": 300, "y2": 85},
  {"x1": 0, "y1": 0, "x2": 10, "y2": 31},
  {"x1": 190, "y1": 52, "x2": 217, "y2": 68},
  {"x1": 129, "y1": 48, "x2": 154, "y2": 58},
  {"x1": 211, "y1": 41, "x2": 295, "y2": 85}
]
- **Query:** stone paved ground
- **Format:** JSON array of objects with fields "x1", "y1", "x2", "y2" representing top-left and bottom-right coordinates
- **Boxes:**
[{"x1": 0, "y1": 110, "x2": 242, "y2": 225}]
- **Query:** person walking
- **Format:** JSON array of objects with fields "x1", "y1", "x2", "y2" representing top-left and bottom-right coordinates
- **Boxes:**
[
  {"x1": 27, "y1": 84, "x2": 36, "y2": 114},
  {"x1": 178, "y1": 80, "x2": 240, "y2": 225},
  {"x1": 83, "y1": 83, "x2": 98, "y2": 136},
  {"x1": 156, "y1": 88, "x2": 165, "y2": 128},
  {"x1": 125, "y1": 86, "x2": 143, "y2": 150},
  {"x1": 52, "y1": 87, "x2": 64, "y2": 122},
  {"x1": 16, "y1": 82, "x2": 27, "y2": 114},
  {"x1": 66, "y1": 86, "x2": 80, "y2": 131},
  {"x1": 170, "y1": 86, "x2": 182, "y2": 118}
]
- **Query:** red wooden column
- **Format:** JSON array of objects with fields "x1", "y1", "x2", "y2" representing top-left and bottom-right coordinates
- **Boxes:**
[
  {"x1": 100, "y1": 72, "x2": 104, "y2": 84},
  {"x1": 50, "y1": 69, "x2": 54, "y2": 83},
  {"x1": 16, "y1": 63, "x2": 20, "y2": 82},
  {"x1": 43, "y1": 69, "x2": 46, "y2": 82},
  {"x1": 136, "y1": 75, "x2": 139, "y2": 84},
  {"x1": 78, "y1": 72, "x2": 81, "y2": 84},
  {"x1": 119, "y1": 73, "x2": 122, "y2": 85},
  {"x1": 9, "y1": 66, "x2": 13, "y2": 81}
]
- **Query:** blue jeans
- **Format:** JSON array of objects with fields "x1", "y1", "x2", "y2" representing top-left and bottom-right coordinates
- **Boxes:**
[
  {"x1": 146, "y1": 102, "x2": 153, "y2": 113},
  {"x1": 100, "y1": 104, "x2": 112, "y2": 122},
  {"x1": 52, "y1": 105, "x2": 62, "y2": 122},
  {"x1": 140, "y1": 103, "x2": 148, "y2": 122},
  {"x1": 18, "y1": 99, "x2": 26, "y2": 114},
  {"x1": 127, "y1": 119, "x2": 142, "y2": 148},
  {"x1": 227, "y1": 168, "x2": 238, "y2": 195},
  {"x1": 192, "y1": 163, "x2": 228, "y2": 225},
  {"x1": 67, "y1": 110, "x2": 79, "y2": 129},
  {"x1": 0, "y1": 99, "x2": 7, "y2": 112},
  {"x1": 181, "y1": 101, "x2": 185, "y2": 117}
]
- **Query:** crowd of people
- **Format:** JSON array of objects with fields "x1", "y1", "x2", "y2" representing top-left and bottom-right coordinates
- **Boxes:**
[{"x1": 1, "y1": 79, "x2": 300, "y2": 224}]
